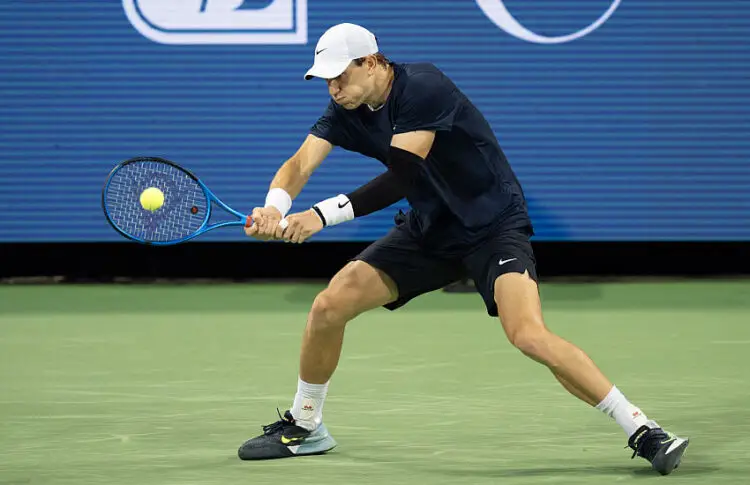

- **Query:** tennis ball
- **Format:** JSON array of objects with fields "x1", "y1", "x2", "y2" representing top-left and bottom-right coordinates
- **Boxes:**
[{"x1": 140, "y1": 187, "x2": 164, "y2": 212}]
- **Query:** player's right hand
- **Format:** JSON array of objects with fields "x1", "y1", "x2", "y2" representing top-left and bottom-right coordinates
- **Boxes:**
[{"x1": 244, "y1": 206, "x2": 283, "y2": 240}]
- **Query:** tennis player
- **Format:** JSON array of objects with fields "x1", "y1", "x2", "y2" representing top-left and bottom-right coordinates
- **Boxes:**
[{"x1": 239, "y1": 23, "x2": 689, "y2": 475}]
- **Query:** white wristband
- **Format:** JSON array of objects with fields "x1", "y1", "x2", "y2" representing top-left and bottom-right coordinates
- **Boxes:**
[
  {"x1": 264, "y1": 188, "x2": 292, "y2": 217},
  {"x1": 313, "y1": 194, "x2": 355, "y2": 227}
]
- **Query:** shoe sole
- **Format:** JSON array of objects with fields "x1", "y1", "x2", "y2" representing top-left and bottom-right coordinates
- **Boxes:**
[
  {"x1": 652, "y1": 438, "x2": 689, "y2": 475},
  {"x1": 286, "y1": 435, "x2": 338, "y2": 457},
  {"x1": 238, "y1": 432, "x2": 337, "y2": 461}
]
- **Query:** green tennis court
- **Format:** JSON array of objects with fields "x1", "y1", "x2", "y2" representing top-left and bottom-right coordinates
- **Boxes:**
[{"x1": 1, "y1": 281, "x2": 749, "y2": 484}]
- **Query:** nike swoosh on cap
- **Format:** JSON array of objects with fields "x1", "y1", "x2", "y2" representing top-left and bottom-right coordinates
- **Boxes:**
[{"x1": 315, "y1": 48, "x2": 328, "y2": 55}]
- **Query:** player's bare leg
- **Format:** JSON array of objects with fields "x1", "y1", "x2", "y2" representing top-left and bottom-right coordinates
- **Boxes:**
[
  {"x1": 493, "y1": 271, "x2": 689, "y2": 475},
  {"x1": 552, "y1": 373, "x2": 598, "y2": 406},
  {"x1": 493, "y1": 271, "x2": 613, "y2": 402},
  {"x1": 238, "y1": 261, "x2": 397, "y2": 460},
  {"x1": 299, "y1": 260, "x2": 398, "y2": 385}
]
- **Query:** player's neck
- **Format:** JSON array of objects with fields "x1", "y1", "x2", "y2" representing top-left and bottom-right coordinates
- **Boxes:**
[{"x1": 365, "y1": 65, "x2": 394, "y2": 111}]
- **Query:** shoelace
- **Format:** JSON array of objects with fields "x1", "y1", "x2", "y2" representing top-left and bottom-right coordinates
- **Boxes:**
[
  {"x1": 262, "y1": 409, "x2": 292, "y2": 436},
  {"x1": 630, "y1": 430, "x2": 664, "y2": 460}
]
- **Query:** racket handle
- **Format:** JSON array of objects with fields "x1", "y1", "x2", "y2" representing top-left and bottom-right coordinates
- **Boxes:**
[{"x1": 244, "y1": 216, "x2": 289, "y2": 230}]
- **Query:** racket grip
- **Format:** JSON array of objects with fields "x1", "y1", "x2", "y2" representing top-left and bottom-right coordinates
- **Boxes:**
[{"x1": 244, "y1": 216, "x2": 288, "y2": 230}]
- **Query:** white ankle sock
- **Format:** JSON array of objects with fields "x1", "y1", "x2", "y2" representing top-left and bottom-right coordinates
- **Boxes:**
[
  {"x1": 595, "y1": 385, "x2": 649, "y2": 438},
  {"x1": 291, "y1": 377, "x2": 329, "y2": 431}
]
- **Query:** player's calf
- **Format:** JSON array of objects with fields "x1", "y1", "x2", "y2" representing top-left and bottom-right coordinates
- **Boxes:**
[
  {"x1": 505, "y1": 323, "x2": 611, "y2": 400},
  {"x1": 494, "y1": 272, "x2": 613, "y2": 403},
  {"x1": 300, "y1": 262, "x2": 396, "y2": 385},
  {"x1": 299, "y1": 286, "x2": 365, "y2": 385}
]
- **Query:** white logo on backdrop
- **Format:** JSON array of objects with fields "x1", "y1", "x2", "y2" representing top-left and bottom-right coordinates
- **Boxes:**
[
  {"x1": 475, "y1": 0, "x2": 621, "y2": 44},
  {"x1": 123, "y1": 0, "x2": 307, "y2": 44}
]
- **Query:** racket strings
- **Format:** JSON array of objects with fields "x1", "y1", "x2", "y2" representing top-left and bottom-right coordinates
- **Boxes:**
[{"x1": 104, "y1": 160, "x2": 208, "y2": 242}]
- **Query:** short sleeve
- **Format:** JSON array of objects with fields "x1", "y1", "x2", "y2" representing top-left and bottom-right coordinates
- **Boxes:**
[
  {"x1": 393, "y1": 72, "x2": 458, "y2": 135},
  {"x1": 310, "y1": 102, "x2": 348, "y2": 147}
]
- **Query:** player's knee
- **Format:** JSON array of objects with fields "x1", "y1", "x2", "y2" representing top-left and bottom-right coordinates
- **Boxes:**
[
  {"x1": 309, "y1": 291, "x2": 347, "y2": 329},
  {"x1": 309, "y1": 279, "x2": 365, "y2": 329},
  {"x1": 506, "y1": 321, "x2": 550, "y2": 360}
]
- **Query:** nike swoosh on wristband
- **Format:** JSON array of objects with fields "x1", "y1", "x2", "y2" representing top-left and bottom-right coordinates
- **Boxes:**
[{"x1": 338, "y1": 200, "x2": 351, "y2": 209}]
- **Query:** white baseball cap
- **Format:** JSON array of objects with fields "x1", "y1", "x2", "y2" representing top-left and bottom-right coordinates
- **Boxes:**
[{"x1": 304, "y1": 23, "x2": 379, "y2": 80}]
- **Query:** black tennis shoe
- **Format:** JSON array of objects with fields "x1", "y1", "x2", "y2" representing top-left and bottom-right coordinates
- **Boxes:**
[
  {"x1": 628, "y1": 421, "x2": 689, "y2": 475},
  {"x1": 238, "y1": 410, "x2": 337, "y2": 460}
]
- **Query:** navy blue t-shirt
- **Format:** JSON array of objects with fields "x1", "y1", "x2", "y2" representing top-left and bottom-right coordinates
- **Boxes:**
[{"x1": 310, "y1": 62, "x2": 532, "y2": 252}]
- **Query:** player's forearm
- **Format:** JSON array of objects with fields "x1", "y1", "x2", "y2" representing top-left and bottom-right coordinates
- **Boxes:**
[
  {"x1": 310, "y1": 171, "x2": 406, "y2": 227},
  {"x1": 264, "y1": 135, "x2": 331, "y2": 216},
  {"x1": 311, "y1": 147, "x2": 424, "y2": 227},
  {"x1": 270, "y1": 156, "x2": 310, "y2": 199},
  {"x1": 348, "y1": 171, "x2": 406, "y2": 217},
  {"x1": 261, "y1": 156, "x2": 311, "y2": 217}
]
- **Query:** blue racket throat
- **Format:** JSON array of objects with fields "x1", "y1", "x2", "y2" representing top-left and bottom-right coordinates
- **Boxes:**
[{"x1": 102, "y1": 157, "x2": 252, "y2": 245}]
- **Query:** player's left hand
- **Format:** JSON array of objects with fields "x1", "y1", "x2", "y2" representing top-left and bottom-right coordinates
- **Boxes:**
[{"x1": 278, "y1": 209, "x2": 324, "y2": 244}]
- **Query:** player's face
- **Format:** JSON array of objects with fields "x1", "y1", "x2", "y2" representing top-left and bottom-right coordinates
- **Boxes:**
[{"x1": 326, "y1": 62, "x2": 373, "y2": 110}]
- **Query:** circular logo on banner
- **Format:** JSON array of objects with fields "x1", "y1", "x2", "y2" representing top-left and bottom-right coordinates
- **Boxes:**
[{"x1": 475, "y1": 0, "x2": 622, "y2": 44}]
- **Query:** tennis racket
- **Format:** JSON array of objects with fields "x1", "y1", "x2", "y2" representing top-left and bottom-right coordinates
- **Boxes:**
[{"x1": 102, "y1": 156, "x2": 286, "y2": 245}]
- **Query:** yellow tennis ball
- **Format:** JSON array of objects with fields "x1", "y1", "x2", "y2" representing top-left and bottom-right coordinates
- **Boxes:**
[{"x1": 140, "y1": 187, "x2": 164, "y2": 212}]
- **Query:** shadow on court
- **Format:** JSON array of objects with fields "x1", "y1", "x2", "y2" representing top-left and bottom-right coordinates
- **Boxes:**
[
  {"x1": 409, "y1": 463, "x2": 723, "y2": 479},
  {"x1": 337, "y1": 448, "x2": 725, "y2": 480}
]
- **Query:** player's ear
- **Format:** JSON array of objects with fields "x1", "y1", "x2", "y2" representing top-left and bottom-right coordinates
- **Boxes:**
[{"x1": 367, "y1": 54, "x2": 378, "y2": 75}]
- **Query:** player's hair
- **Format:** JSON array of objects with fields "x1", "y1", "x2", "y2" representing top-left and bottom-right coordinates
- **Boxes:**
[{"x1": 353, "y1": 52, "x2": 392, "y2": 69}]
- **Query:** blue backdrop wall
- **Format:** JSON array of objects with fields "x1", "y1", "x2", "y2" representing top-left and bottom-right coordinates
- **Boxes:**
[{"x1": 1, "y1": 0, "x2": 748, "y2": 242}]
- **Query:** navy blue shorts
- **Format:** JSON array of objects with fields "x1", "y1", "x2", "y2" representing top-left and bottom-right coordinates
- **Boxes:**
[{"x1": 353, "y1": 216, "x2": 538, "y2": 317}]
